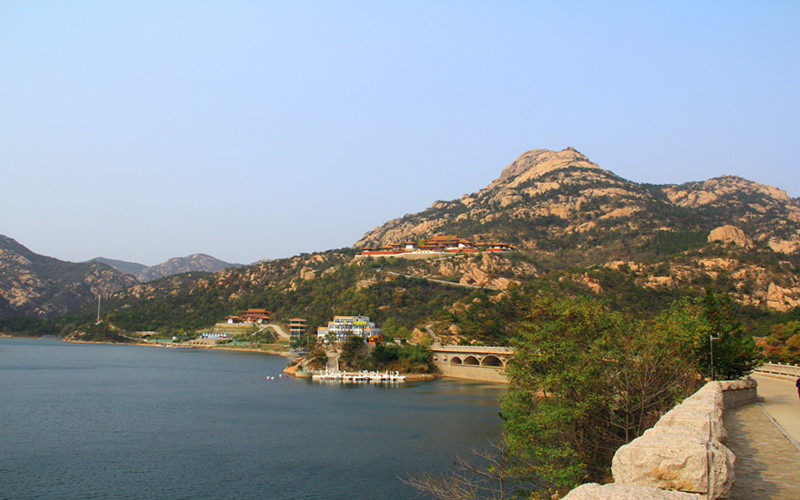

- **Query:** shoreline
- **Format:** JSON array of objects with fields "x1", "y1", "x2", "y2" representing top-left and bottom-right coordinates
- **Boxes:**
[
  {"x1": 7, "y1": 336, "x2": 437, "y2": 379},
  {"x1": 59, "y1": 337, "x2": 297, "y2": 357}
]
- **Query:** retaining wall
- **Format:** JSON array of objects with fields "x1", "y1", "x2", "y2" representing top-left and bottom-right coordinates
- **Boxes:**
[{"x1": 564, "y1": 379, "x2": 758, "y2": 499}]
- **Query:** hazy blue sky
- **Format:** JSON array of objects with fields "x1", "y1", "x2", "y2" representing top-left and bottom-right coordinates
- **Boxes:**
[{"x1": 2, "y1": 1, "x2": 798, "y2": 265}]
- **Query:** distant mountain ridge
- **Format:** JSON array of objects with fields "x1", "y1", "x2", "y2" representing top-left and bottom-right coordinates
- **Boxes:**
[
  {"x1": 93, "y1": 254, "x2": 240, "y2": 282},
  {"x1": 0, "y1": 235, "x2": 137, "y2": 319},
  {"x1": 137, "y1": 254, "x2": 240, "y2": 281},
  {"x1": 0, "y1": 234, "x2": 242, "y2": 320},
  {"x1": 92, "y1": 257, "x2": 147, "y2": 277}
]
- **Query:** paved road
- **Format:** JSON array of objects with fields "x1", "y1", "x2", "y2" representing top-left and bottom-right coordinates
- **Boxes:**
[
  {"x1": 378, "y1": 270, "x2": 495, "y2": 290},
  {"x1": 752, "y1": 373, "x2": 800, "y2": 445},
  {"x1": 725, "y1": 374, "x2": 800, "y2": 499},
  {"x1": 263, "y1": 323, "x2": 290, "y2": 340}
]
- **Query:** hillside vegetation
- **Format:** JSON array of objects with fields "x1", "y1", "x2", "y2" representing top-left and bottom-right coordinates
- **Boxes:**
[{"x1": 2, "y1": 148, "x2": 799, "y2": 362}]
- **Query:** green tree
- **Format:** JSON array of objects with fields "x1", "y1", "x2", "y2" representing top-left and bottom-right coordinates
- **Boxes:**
[
  {"x1": 370, "y1": 342, "x2": 400, "y2": 367},
  {"x1": 500, "y1": 294, "x2": 699, "y2": 493},
  {"x1": 339, "y1": 335, "x2": 366, "y2": 370},
  {"x1": 657, "y1": 289, "x2": 760, "y2": 380}
]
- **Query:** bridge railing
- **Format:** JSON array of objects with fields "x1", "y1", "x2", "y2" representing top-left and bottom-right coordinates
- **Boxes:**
[
  {"x1": 753, "y1": 362, "x2": 800, "y2": 378},
  {"x1": 430, "y1": 343, "x2": 514, "y2": 354}
]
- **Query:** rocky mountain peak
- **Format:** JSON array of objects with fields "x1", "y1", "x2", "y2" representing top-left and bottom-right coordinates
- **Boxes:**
[
  {"x1": 488, "y1": 147, "x2": 600, "y2": 189},
  {"x1": 355, "y1": 147, "x2": 800, "y2": 271}
]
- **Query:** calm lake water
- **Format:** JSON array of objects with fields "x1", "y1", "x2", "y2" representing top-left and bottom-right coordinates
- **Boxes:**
[{"x1": 0, "y1": 338, "x2": 504, "y2": 499}]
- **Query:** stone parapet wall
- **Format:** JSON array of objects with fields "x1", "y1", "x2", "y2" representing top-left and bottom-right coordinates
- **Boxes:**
[
  {"x1": 564, "y1": 379, "x2": 758, "y2": 499},
  {"x1": 753, "y1": 362, "x2": 800, "y2": 379}
]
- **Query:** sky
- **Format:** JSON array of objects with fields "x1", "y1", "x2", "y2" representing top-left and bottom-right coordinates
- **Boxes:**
[{"x1": 2, "y1": 1, "x2": 798, "y2": 266}]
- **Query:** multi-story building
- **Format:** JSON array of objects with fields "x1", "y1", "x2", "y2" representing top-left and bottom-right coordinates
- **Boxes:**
[
  {"x1": 288, "y1": 318, "x2": 307, "y2": 342},
  {"x1": 317, "y1": 315, "x2": 382, "y2": 344}
]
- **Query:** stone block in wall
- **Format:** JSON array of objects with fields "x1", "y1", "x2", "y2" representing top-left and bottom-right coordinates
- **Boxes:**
[
  {"x1": 562, "y1": 483, "x2": 703, "y2": 499},
  {"x1": 718, "y1": 379, "x2": 758, "y2": 409},
  {"x1": 656, "y1": 406, "x2": 727, "y2": 444},
  {"x1": 611, "y1": 427, "x2": 735, "y2": 498},
  {"x1": 682, "y1": 383, "x2": 725, "y2": 409}
]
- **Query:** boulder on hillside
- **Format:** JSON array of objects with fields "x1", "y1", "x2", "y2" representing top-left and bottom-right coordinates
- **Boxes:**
[{"x1": 708, "y1": 225, "x2": 754, "y2": 249}]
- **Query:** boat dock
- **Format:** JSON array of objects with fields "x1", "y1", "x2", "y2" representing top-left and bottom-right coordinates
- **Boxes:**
[{"x1": 311, "y1": 370, "x2": 406, "y2": 384}]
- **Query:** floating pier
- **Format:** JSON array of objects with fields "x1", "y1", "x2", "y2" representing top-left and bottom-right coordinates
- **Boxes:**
[{"x1": 311, "y1": 369, "x2": 406, "y2": 384}]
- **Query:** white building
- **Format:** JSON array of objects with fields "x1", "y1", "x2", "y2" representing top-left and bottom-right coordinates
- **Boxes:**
[{"x1": 317, "y1": 315, "x2": 381, "y2": 343}]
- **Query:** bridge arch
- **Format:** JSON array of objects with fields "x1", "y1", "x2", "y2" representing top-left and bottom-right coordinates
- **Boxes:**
[
  {"x1": 481, "y1": 355, "x2": 504, "y2": 367},
  {"x1": 430, "y1": 345, "x2": 514, "y2": 383},
  {"x1": 463, "y1": 355, "x2": 480, "y2": 365}
]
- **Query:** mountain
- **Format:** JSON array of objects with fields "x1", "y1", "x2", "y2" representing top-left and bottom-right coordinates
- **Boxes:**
[
  {"x1": 0, "y1": 235, "x2": 138, "y2": 319},
  {"x1": 93, "y1": 254, "x2": 240, "y2": 282},
  {"x1": 356, "y1": 147, "x2": 800, "y2": 311},
  {"x1": 136, "y1": 254, "x2": 239, "y2": 282},
  {"x1": 92, "y1": 257, "x2": 147, "y2": 277},
  {"x1": 356, "y1": 147, "x2": 800, "y2": 265}
]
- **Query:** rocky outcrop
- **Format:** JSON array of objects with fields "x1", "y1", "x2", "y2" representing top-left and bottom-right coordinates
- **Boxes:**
[
  {"x1": 765, "y1": 282, "x2": 800, "y2": 311},
  {"x1": 708, "y1": 225, "x2": 754, "y2": 249},
  {"x1": 397, "y1": 252, "x2": 540, "y2": 290},
  {"x1": 602, "y1": 253, "x2": 800, "y2": 312},
  {"x1": 768, "y1": 237, "x2": 800, "y2": 254},
  {"x1": 664, "y1": 176, "x2": 791, "y2": 207}
]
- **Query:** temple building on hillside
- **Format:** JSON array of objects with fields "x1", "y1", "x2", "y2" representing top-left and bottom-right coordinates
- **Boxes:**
[
  {"x1": 226, "y1": 308, "x2": 271, "y2": 324},
  {"x1": 317, "y1": 315, "x2": 382, "y2": 344},
  {"x1": 359, "y1": 235, "x2": 515, "y2": 257},
  {"x1": 419, "y1": 235, "x2": 476, "y2": 252}
]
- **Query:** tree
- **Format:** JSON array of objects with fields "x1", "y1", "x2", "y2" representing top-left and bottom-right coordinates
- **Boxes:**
[
  {"x1": 656, "y1": 289, "x2": 760, "y2": 380},
  {"x1": 339, "y1": 335, "x2": 366, "y2": 370},
  {"x1": 403, "y1": 439, "x2": 522, "y2": 499},
  {"x1": 500, "y1": 294, "x2": 699, "y2": 494}
]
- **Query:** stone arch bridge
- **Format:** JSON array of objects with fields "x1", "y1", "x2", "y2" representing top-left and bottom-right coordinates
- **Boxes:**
[{"x1": 431, "y1": 344, "x2": 514, "y2": 383}]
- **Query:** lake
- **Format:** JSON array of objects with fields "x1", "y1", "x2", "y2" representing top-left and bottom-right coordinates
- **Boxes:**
[{"x1": 0, "y1": 338, "x2": 505, "y2": 499}]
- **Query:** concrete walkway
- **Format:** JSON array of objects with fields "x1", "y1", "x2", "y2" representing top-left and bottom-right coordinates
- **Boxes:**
[
  {"x1": 752, "y1": 373, "x2": 800, "y2": 444},
  {"x1": 725, "y1": 374, "x2": 800, "y2": 499}
]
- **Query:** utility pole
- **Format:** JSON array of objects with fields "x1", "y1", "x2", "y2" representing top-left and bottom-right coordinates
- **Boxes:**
[
  {"x1": 96, "y1": 294, "x2": 102, "y2": 325},
  {"x1": 709, "y1": 332, "x2": 721, "y2": 380}
]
